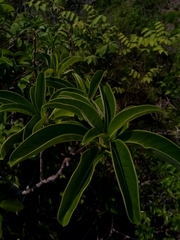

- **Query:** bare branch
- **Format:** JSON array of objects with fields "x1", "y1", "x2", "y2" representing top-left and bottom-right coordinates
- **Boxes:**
[{"x1": 21, "y1": 156, "x2": 71, "y2": 195}]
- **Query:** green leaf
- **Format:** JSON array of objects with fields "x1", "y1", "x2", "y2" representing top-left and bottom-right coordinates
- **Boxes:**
[
  {"x1": 49, "y1": 109, "x2": 74, "y2": 121},
  {"x1": 1, "y1": 3, "x2": 14, "y2": 12},
  {"x1": 0, "y1": 199, "x2": 24, "y2": 212},
  {"x1": 88, "y1": 70, "x2": 106, "y2": 100},
  {"x1": 110, "y1": 139, "x2": 140, "y2": 224},
  {"x1": 60, "y1": 91, "x2": 90, "y2": 103},
  {"x1": 99, "y1": 83, "x2": 116, "y2": 131},
  {"x1": 23, "y1": 116, "x2": 40, "y2": 140},
  {"x1": 9, "y1": 122, "x2": 87, "y2": 167},
  {"x1": 29, "y1": 85, "x2": 36, "y2": 107},
  {"x1": 57, "y1": 147, "x2": 103, "y2": 226},
  {"x1": 108, "y1": 105, "x2": 163, "y2": 138},
  {"x1": 44, "y1": 98, "x2": 103, "y2": 131},
  {"x1": 82, "y1": 127, "x2": 101, "y2": 144},
  {"x1": 46, "y1": 77, "x2": 74, "y2": 89},
  {"x1": 36, "y1": 52, "x2": 51, "y2": 66},
  {"x1": 0, "y1": 91, "x2": 36, "y2": 113},
  {"x1": 0, "y1": 103, "x2": 37, "y2": 116},
  {"x1": 35, "y1": 72, "x2": 46, "y2": 113},
  {"x1": 1, "y1": 128, "x2": 23, "y2": 160},
  {"x1": 72, "y1": 73, "x2": 87, "y2": 93},
  {"x1": 51, "y1": 87, "x2": 87, "y2": 100},
  {"x1": 32, "y1": 115, "x2": 46, "y2": 132},
  {"x1": 58, "y1": 56, "x2": 83, "y2": 76},
  {"x1": 0, "y1": 56, "x2": 13, "y2": 66},
  {"x1": 118, "y1": 130, "x2": 180, "y2": 169}
]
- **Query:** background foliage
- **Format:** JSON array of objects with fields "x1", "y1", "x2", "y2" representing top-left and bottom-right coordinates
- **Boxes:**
[{"x1": 0, "y1": 0, "x2": 180, "y2": 239}]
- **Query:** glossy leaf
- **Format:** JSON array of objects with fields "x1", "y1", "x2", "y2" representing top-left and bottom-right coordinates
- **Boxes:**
[
  {"x1": 57, "y1": 147, "x2": 103, "y2": 226},
  {"x1": 110, "y1": 139, "x2": 140, "y2": 223},
  {"x1": 9, "y1": 122, "x2": 88, "y2": 167},
  {"x1": 82, "y1": 127, "x2": 101, "y2": 144},
  {"x1": 1, "y1": 128, "x2": 23, "y2": 160},
  {"x1": 108, "y1": 105, "x2": 163, "y2": 138},
  {"x1": 118, "y1": 130, "x2": 180, "y2": 169},
  {"x1": 32, "y1": 115, "x2": 46, "y2": 132},
  {"x1": 46, "y1": 77, "x2": 74, "y2": 89},
  {"x1": 23, "y1": 116, "x2": 40, "y2": 140},
  {"x1": 44, "y1": 101, "x2": 82, "y2": 119},
  {"x1": 60, "y1": 92, "x2": 92, "y2": 106},
  {"x1": 49, "y1": 109, "x2": 74, "y2": 121},
  {"x1": 72, "y1": 73, "x2": 87, "y2": 93},
  {"x1": 0, "y1": 90, "x2": 36, "y2": 112},
  {"x1": 44, "y1": 98, "x2": 103, "y2": 131},
  {"x1": 0, "y1": 103, "x2": 37, "y2": 116},
  {"x1": 35, "y1": 72, "x2": 46, "y2": 113},
  {"x1": 58, "y1": 56, "x2": 83, "y2": 76},
  {"x1": 51, "y1": 87, "x2": 87, "y2": 100},
  {"x1": 88, "y1": 70, "x2": 105, "y2": 99},
  {"x1": 100, "y1": 83, "x2": 116, "y2": 131}
]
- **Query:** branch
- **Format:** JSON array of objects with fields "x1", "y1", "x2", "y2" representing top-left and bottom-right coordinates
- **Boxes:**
[{"x1": 21, "y1": 156, "x2": 71, "y2": 195}]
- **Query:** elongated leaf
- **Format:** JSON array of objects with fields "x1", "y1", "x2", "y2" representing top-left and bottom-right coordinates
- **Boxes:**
[
  {"x1": 0, "y1": 199, "x2": 24, "y2": 212},
  {"x1": 9, "y1": 122, "x2": 87, "y2": 167},
  {"x1": 32, "y1": 115, "x2": 46, "y2": 132},
  {"x1": 45, "y1": 98, "x2": 103, "y2": 131},
  {"x1": 46, "y1": 77, "x2": 74, "y2": 87},
  {"x1": 0, "y1": 91, "x2": 36, "y2": 112},
  {"x1": 49, "y1": 109, "x2": 74, "y2": 121},
  {"x1": 108, "y1": 105, "x2": 163, "y2": 138},
  {"x1": 29, "y1": 85, "x2": 36, "y2": 107},
  {"x1": 46, "y1": 79, "x2": 74, "y2": 89},
  {"x1": 110, "y1": 139, "x2": 140, "y2": 223},
  {"x1": 57, "y1": 147, "x2": 103, "y2": 226},
  {"x1": 44, "y1": 102, "x2": 82, "y2": 119},
  {"x1": 82, "y1": 127, "x2": 101, "y2": 144},
  {"x1": 88, "y1": 70, "x2": 105, "y2": 99},
  {"x1": 72, "y1": 73, "x2": 87, "y2": 93},
  {"x1": 23, "y1": 116, "x2": 40, "y2": 140},
  {"x1": 1, "y1": 128, "x2": 23, "y2": 160},
  {"x1": 93, "y1": 95, "x2": 104, "y2": 117},
  {"x1": 100, "y1": 83, "x2": 116, "y2": 131},
  {"x1": 60, "y1": 92, "x2": 92, "y2": 106},
  {"x1": 118, "y1": 130, "x2": 180, "y2": 169},
  {"x1": 58, "y1": 56, "x2": 83, "y2": 76},
  {"x1": 0, "y1": 103, "x2": 37, "y2": 116},
  {"x1": 35, "y1": 72, "x2": 46, "y2": 113},
  {"x1": 51, "y1": 87, "x2": 87, "y2": 99}
]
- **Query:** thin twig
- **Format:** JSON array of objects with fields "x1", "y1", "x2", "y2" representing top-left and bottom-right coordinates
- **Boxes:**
[
  {"x1": 21, "y1": 156, "x2": 71, "y2": 195},
  {"x1": 40, "y1": 151, "x2": 44, "y2": 181}
]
